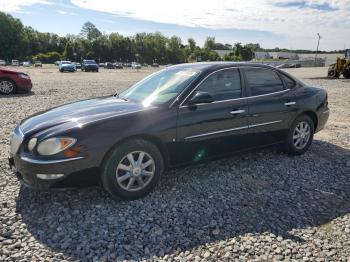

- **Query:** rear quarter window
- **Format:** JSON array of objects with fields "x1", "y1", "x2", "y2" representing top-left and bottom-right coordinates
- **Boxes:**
[
  {"x1": 280, "y1": 73, "x2": 296, "y2": 89},
  {"x1": 244, "y1": 68, "x2": 284, "y2": 96}
]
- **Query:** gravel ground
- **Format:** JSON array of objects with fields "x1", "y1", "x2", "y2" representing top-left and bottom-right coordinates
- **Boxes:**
[{"x1": 0, "y1": 66, "x2": 349, "y2": 261}]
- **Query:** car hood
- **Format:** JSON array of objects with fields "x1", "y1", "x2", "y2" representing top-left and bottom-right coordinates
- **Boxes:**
[
  {"x1": 20, "y1": 96, "x2": 150, "y2": 135},
  {"x1": 61, "y1": 64, "x2": 75, "y2": 67}
]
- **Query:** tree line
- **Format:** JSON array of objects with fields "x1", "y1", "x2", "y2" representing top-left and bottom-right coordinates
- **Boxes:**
[{"x1": 0, "y1": 12, "x2": 343, "y2": 64}]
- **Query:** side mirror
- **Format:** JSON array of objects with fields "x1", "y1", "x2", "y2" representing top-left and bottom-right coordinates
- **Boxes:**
[{"x1": 188, "y1": 91, "x2": 214, "y2": 105}]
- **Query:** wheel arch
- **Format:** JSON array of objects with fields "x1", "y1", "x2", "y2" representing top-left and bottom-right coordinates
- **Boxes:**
[
  {"x1": 100, "y1": 134, "x2": 170, "y2": 172},
  {"x1": 298, "y1": 111, "x2": 318, "y2": 131}
]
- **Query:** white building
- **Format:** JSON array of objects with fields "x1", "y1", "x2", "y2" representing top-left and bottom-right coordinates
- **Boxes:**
[
  {"x1": 254, "y1": 51, "x2": 299, "y2": 60},
  {"x1": 269, "y1": 52, "x2": 299, "y2": 60},
  {"x1": 254, "y1": 52, "x2": 272, "y2": 59}
]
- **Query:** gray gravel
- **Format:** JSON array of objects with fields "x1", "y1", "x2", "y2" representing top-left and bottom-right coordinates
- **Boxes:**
[{"x1": 0, "y1": 66, "x2": 349, "y2": 261}]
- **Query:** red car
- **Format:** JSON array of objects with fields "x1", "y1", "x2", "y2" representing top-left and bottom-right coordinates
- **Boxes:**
[{"x1": 0, "y1": 68, "x2": 32, "y2": 94}]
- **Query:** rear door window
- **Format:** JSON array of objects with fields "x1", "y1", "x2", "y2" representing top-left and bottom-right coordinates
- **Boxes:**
[
  {"x1": 244, "y1": 69, "x2": 284, "y2": 96},
  {"x1": 196, "y1": 68, "x2": 241, "y2": 101}
]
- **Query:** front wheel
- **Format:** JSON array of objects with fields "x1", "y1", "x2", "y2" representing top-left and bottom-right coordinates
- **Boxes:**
[
  {"x1": 343, "y1": 68, "x2": 350, "y2": 79},
  {"x1": 101, "y1": 139, "x2": 164, "y2": 200},
  {"x1": 0, "y1": 79, "x2": 16, "y2": 94},
  {"x1": 285, "y1": 115, "x2": 314, "y2": 155}
]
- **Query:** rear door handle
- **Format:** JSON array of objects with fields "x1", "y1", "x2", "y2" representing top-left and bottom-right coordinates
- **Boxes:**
[
  {"x1": 230, "y1": 109, "x2": 245, "y2": 115},
  {"x1": 284, "y1": 101, "x2": 296, "y2": 106}
]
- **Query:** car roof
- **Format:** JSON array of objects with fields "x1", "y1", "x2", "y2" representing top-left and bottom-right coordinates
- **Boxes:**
[{"x1": 168, "y1": 62, "x2": 277, "y2": 71}]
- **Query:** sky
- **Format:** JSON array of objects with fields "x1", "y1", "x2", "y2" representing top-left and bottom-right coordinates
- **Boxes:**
[{"x1": 1, "y1": 0, "x2": 349, "y2": 51}]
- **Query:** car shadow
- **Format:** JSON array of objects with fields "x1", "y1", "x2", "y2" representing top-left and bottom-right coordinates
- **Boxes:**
[
  {"x1": 16, "y1": 140, "x2": 350, "y2": 260},
  {"x1": 0, "y1": 91, "x2": 35, "y2": 98}
]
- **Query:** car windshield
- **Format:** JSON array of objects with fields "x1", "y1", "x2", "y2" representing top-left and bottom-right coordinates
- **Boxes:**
[
  {"x1": 61, "y1": 61, "x2": 71, "y2": 64},
  {"x1": 85, "y1": 60, "x2": 96, "y2": 64},
  {"x1": 119, "y1": 68, "x2": 200, "y2": 106}
]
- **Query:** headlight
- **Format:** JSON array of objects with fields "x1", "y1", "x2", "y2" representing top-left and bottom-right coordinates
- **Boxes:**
[
  {"x1": 18, "y1": 73, "x2": 30, "y2": 79},
  {"x1": 37, "y1": 137, "x2": 76, "y2": 156},
  {"x1": 28, "y1": 138, "x2": 37, "y2": 151}
]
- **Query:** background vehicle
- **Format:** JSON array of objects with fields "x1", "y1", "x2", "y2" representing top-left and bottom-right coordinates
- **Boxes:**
[
  {"x1": 99, "y1": 62, "x2": 105, "y2": 68},
  {"x1": 34, "y1": 61, "x2": 42, "y2": 67},
  {"x1": 73, "y1": 62, "x2": 81, "y2": 70},
  {"x1": 23, "y1": 61, "x2": 31, "y2": 67},
  {"x1": 104, "y1": 62, "x2": 115, "y2": 69},
  {"x1": 114, "y1": 63, "x2": 123, "y2": 69},
  {"x1": 9, "y1": 63, "x2": 329, "y2": 199},
  {"x1": 0, "y1": 60, "x2": 6, "y2": 66},
  {"x1": 0, "y1": 68, "x2": 32, "y2": 94},
  {"x1": 151, "y1": 63, "x2": 159, "y2": 67},
  {"x1": 131, "y1": 62, "x2": 142, "y2": 69},
  {"x1": 11, "y1": 60, "x2": 19, "y2": 66},
  {"x1": 327, "y1": 49, "x2": 350, "y2": 78},
  {"x1": 54, "y1": 61, "x2": 60, "y2": 66},
  {"x1": 82, "y1": 60, "x2": 99, "y2": 72},
  {"x1": 58, "y1": 61, "x2": 76, "y2": 72}
]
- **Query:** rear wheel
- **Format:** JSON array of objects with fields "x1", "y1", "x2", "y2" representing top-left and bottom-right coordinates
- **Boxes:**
[
  {"x1": 285, "y1": 115, "x2": 314, "y2": 155},
  {"x1": 0, "y1": 79, "x2": 16, "y2": 94},
  {"x1": 101, "y1": 139, "x2": 164, "y2": 200},
  {"x1": 343, "y1": 67, "x2": 350, "y2": 79}
]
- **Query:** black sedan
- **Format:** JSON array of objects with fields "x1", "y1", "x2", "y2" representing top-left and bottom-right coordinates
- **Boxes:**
[
  {"x1": 9, "y1": 63, "x2": 329, "y2": 199},
  {"x1": 81, "y1": 60, "x2": 99, "y2": 72}
]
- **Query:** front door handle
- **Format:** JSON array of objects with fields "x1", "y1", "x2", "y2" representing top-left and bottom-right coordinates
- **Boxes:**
[
  {"x1": 284, "y1": 101, "x2": 296, "y2": 106},
  {"x1": 230, "y1": 109, "x2": 245, "y2": 115}
]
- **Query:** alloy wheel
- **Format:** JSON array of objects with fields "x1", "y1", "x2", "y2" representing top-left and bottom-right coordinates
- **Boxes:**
[
  {"x1": 0, "y1": 80, "x2": 14, "y2": 94},
  {"x1": 293, "y1": 121, "x2": 311, "y2": 149},
  {"x1": 116, "y1": 151, "x2": 155, "y2": 192}
]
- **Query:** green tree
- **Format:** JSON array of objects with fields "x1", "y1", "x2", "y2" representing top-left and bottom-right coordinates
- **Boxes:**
[
  {"x1": 0, "y1": 12, "x2": 25, "y2": 60},
  {"x1": 80, "y1": 22, "x2": 102, "y2": 41},
  {"x1": 166, "y1": 36, "x2": 184, "y2": 64},
  {"x1": 204, "y1": 36, "x2": 216, "y2": 51},
  {"x1": 188, "y1": 38, "x2": 196, "y2": 53},
  {"x1": 63, "y1": 41, "x2": 74, "y2": 60},
  {"x1": 232, "y1": 43, "x2": 254, "y2": 61},
  {"x1": 32, "y1": 51, "x2": 62, "y2": 63}
]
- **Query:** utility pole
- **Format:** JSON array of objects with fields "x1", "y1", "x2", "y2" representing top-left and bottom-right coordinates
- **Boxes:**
[{"x1": 315, "y1": 33, "x2": 321, "y2": 65}]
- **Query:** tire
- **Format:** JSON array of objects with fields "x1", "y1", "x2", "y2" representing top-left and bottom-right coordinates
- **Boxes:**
[
  {"x1": 0, "y1": 79, "x2": 16, "y2": 94},
  {"x1": 327, "y1": 64, "x2": 341, "y2": 78},
  {"x1": 343, "y1": 68, "x2": 350, "y2": 79},
  {"x1": 285, "y1": 115, "x2": 314, "y2": 155},
  {"x1": 59, "y1": 69, "x2": 63, "y2": 72},
  {"x1": 101, "y1": 139, "x2": 164, "y2": 200}
]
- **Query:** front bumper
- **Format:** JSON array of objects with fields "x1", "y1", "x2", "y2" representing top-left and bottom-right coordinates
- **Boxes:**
[
  {"x1": 8, "y1": 154, "x2": 99, "y2": 189},
  {"x1": 84, "y1": 66, "x2": 98, "y2": 71},
  {"x1": 62, "y1": 67, "x2": 75, "y2": 72},
  {"x1": 16, "y1": 78, "x2": 32, "y2": 92}
]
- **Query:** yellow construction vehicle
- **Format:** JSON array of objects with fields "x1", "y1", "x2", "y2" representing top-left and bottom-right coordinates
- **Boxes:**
[{"x1": 327, "y1": 49, "x2": 350, "y2": 78}]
